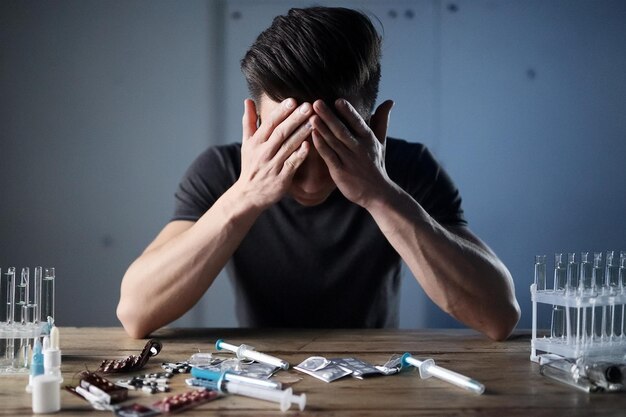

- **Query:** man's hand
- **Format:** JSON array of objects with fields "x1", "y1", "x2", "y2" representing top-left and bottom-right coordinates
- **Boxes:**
[
  {"x1": 310, "y1": 98, "x2": 395, "y2": 209},
  {"x1": 236, "y1": 98, "x2": 313, "y2": 209}
]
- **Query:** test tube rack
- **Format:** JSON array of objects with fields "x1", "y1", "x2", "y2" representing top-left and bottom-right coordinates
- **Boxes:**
[
  {"x1": 1, "y1": 266, "x2": 55, "y2": 374},
  {"x1": 530, "y1": 251, "x2": 626, "y2": 363}
]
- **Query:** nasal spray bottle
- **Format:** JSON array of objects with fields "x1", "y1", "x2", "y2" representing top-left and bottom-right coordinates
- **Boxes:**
[{"x1": 26, "y1": 338, "x2": 44, "y2": 393}]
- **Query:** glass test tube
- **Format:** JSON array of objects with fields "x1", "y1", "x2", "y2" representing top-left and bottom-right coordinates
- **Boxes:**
[
  {"x1": 618, "y1": 252, "x2": 626, "y2": 339},
  {"x1": 1, "y1": 268, "x2": 17, "y2": 368},
  {"x1": 0, "y1": 268, "x2": 5, "y2": 368},
  {"x1": 1, "y1": 268, "x2": 6, "y2": 324},
  {"x1": 41, "y1": 268, "x2": 55, "y2": 323},
  {"x1": 33, "y1": 267, "x2": 42, "y2": 325},
  {"x1": 534, "y1": 255, "x2": 547, "y2": 291},
  {"x1": 4, "y1": 268, "x2": 16, "y2": 325},
  {"x1": 16, "y1": 268, "x2": 29, "y2": 325},
  {"x1": 551, "y1": 254, "x2": 567, "y2": 339},
  {"x1": 16, "y1": 268, "x2": 31, "y2": 369}
]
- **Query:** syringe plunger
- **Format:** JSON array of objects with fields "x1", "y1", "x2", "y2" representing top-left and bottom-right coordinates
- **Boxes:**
[{"x1": 222, "y1": 380, "x2": 306, "y2": 412}]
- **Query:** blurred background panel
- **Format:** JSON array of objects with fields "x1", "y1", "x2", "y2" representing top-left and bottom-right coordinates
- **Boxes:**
[{"x1": 1, "y1": 0, "x2": 624, "y2": 330}]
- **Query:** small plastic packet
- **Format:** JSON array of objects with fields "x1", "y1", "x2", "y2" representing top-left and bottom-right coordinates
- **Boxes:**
[
  {"x1": 375, "y1": 354, "x2": 404, "y2": 376},
  {"x1": 330, "y1": 357, "x2": 382, "y2": 379},
  {"x1": 294, "y1": 356, "x2": 351, "y2": 383}
]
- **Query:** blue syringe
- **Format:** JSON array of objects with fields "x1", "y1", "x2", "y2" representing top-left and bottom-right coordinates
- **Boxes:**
[
  {"x1": 401, "y1": 353, "x2": 485, "y2": 395},
  {"x1": 186, "y1": 375, "x2": 306, "y2": 412},
  {"x1": 191, "y1": 367, "x2": 282, "y2": 390}
]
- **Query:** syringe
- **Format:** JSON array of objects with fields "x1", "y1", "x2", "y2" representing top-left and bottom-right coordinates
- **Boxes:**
[
  {"x1": 401, "y1": 353, "x2": 485, "y2": 395},
  {"x1": 190, "y1": 367, "x2": 282, "y2": 390},
  {"x1": 215, "y1": 339, "x2": 289, "y2": 370},
  {"x1": 187, "y1": 375, "x2": 306, "y2": 412}
]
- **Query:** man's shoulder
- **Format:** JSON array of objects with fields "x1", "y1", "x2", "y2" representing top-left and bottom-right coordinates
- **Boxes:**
[
  {"x1": 182, "y1": 142, "x2": 242, "y2": 185},
  {"x1": 196, "y1": 142, "x2": 241, "y2": 164},
  {"x1": 386, "y1": 137, "x2": 429, "y2": 163}
]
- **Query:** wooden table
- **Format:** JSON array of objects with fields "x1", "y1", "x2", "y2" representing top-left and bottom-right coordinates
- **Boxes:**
[{"x1": 0, "y1": 327, "x2": 623, "y2": 416}]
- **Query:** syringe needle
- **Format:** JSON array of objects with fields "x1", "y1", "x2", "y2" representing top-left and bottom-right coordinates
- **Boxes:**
[
  {"x1": 215, "y1": 339, "x2": 289, "y2": 370},
  {"x1": 401, "y1": 353, "x2": 485, "y2": 395}
]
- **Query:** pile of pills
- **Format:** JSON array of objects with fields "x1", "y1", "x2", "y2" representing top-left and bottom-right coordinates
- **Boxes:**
[
  {"x1": 161, "y1": 361, "x2": 192, "y2": 374},
  {"x1": 116, "y1": 372, "x2": 172, "y2": 394}
]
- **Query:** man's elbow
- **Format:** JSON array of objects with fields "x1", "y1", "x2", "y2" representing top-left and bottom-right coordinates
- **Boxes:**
[
  {"x1": 485, "y1": 300, "x2": 521, "y2": 342},
  {"x1": 117, "y1": 300, "x2": 152, "y2": 339}
]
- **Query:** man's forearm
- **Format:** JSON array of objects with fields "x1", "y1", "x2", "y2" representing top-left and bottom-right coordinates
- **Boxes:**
[
  {"x1": 364, "y1": 183, "x2": 520, "y2": 341},
  {"x1": 117, "y1": 183, "x2": 263, "y2": 338}
]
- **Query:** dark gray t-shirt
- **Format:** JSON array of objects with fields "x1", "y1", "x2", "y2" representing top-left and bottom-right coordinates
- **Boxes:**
[{"x1": 173, "y1": 138, "x2": 466, "y2": 328}]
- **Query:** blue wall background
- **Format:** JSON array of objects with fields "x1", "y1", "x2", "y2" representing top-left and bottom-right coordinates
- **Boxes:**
[{"x1": 1, "y1": 0, "x2": 625, "y2": 331}]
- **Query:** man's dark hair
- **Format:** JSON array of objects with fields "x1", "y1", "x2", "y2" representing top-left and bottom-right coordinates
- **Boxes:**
[{"x1": 241, "y1": 7, "x2": 382, "y2": 117}]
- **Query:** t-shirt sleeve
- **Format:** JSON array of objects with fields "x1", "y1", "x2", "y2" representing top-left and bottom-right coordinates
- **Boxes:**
[
  {"x1": 172, "y1": 144, "x2": 240, "y2": 222},
  {"x1": 387, "y1": 139, "x2": 467, "y2": 227}
]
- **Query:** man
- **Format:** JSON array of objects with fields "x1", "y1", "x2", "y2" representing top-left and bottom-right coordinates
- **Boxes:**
[{"x1": 117, "y1": 7, "x2": 520, "y2": 340}]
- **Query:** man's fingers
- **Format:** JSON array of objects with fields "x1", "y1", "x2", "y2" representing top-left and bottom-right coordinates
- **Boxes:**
[
  {"x1": 242, "y1": 99, "x2": 258, "y2": 141},
  {"x1": 312, "y1": 100, "x2": 359, "y2": 149},
  {"x1": 370, "y1": 100, "x2": 394, "y2": 145},
  {"x1": 266, "y1": 102, "x2": 312, "y2": 151},
  {"x1": 310, "y1": 114, "x2": 347, "y2": 156},
  {"x1": 334, "y1": 98, "x2": 371, "y2": 137},
  {"x1": 281, "y1": 140, "x2": 310, "y2": 175},
  {"x1": 312, "y1": 129, "x2": 341, "y2": 169},
  {"x1": 273, "y1": 119, "x2": 313, "y2": 165},
  {"x1": 254, "y1": 98, "x2": 297, "y2": 142}
]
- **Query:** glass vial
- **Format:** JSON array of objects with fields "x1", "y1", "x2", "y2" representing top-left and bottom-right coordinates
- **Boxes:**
[
  {"x1": 551, "y1": 254, "x2": 567, "y2": 339},
  {"x1": 534, "y1": 255, "x2": 547, "y2": 291}
]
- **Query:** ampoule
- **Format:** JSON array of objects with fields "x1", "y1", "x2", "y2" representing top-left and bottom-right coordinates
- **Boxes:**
[
  {"x1": 578, "y1": 252, "x2": 592, "y2": 295},
  {"x1": 590, "y1": 252, "x2": 604, "y2": 341},
  {"x1": 554, "y1": 253, "x2": 567, "y2": 293},
  {"x1": 551, "y1": 253, "x2": 567, "y2": 339},
  {"x1": 618, "y1": 251, "x2": 626, "y2": 292},
  {"x1": 578, "y1": 253, "x2": 592, "y2": 343},
  {"x1": 591, "y1": 252, "x2": 603, "y2": 296},
  {"x1": 566, "y1": 253, "x2": 578, "y2": 293},
  {"x1": 534, "y1": 255, "x2": 547, "y2": 291},
  {"x1": 604, "y1": 251, "x2": 620, "y2": 340},
  {"x1": 605, "y1": 251, "x2": 619, "y2": 293},
  {"x1": 566, "y1": 253, "x2": 578, "y2": 342}
]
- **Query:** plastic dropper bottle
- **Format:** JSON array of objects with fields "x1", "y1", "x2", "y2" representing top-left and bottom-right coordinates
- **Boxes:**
[{"x1": 43, "y1": 326, "x2": 62, "y2": 383}]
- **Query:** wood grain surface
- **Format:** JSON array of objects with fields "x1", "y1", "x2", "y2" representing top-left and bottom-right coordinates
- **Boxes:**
[{"x1": 0, "y1": 327, "x2": 623, "y2": 416}]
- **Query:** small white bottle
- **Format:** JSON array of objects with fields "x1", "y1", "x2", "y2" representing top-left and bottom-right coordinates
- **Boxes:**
[
  {"x1": 43, "y1": 326, "x2": 63, "y2": 383},
  {"x1": 32, "y1": 374, "x2": 61, "y2": 413}
]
